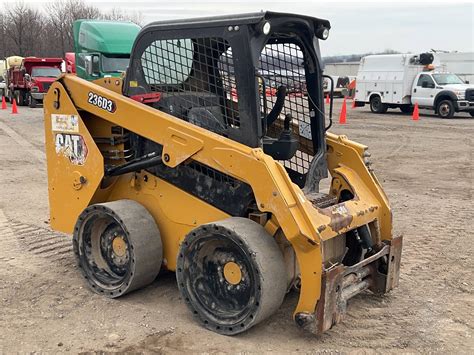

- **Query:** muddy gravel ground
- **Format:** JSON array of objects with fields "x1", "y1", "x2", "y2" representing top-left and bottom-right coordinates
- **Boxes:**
[{"x1": 0, "y1": 100, "x2": 472, "y2": 354}]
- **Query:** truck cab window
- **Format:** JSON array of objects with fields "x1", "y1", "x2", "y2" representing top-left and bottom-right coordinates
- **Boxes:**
[
  {"x1": 31, "y1": 67, "x2": 61, "y2": 78},
  {"x1": 432, "y1": 73, "x2": 464, "y2": 85},
  {"x1": 417, "y1": 74, "x2": 434, "y2": 88},
  {"x1": 101, "y1": 56, "x2": 130, "y2": 73}
]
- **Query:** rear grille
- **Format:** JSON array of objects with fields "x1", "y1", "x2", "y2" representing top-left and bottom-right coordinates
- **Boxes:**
[
  {"x1": 466, "y1": 89, "x2": 474, "y2": 102},
  {"x1": 306, "y1": 192, "x2": 338, "y2": 209},
  {"x1": 42, "y1": 83, "x2": 51, "y2": 92}
]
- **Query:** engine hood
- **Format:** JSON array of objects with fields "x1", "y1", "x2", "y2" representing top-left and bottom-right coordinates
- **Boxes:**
[
  {"x1": 32, "y1": 77, "x2": 58, "y2": 84},
  {"x1": 441, "y1": 84, "x2": 474, "y2": 91}
]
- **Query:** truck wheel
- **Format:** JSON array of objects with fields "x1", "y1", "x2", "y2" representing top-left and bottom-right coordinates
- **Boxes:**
[
  {"x1": 177, "y1": 217, "x2": 287, "y2": 335},
  {"x1": 370, "y1": 96, "x2": 388, "y2": 114},
  {"x1": 437, "y1": 100, "x2": 455, "y2": 119},
  {"x1": 28, "y1": 94, "x2": 37, "y2": 108},
  {"x1": 14, "y1": 91, "x2": 26, "y2": 106},
  {"x1": 469, "y1": 111, "x2": 474, "y2": 117},
  {"x1": 400, "y1": 105, "x2": 414, "y2": 114},
  {"x1": 73, "y1": 200, "x2": 163, "y2": 298}
]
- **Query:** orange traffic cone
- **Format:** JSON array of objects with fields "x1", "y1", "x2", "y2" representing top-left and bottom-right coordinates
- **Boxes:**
[
  {"x1": 325, "y1": 94, "x2": 330, "y2": 104},
  {"x1": 1, "y1": 96, "x2": 6, "y2": 110},
  {"x1": 351, "y1": 99, "x2": 356, "y2": 109},
  {"x1": 11, "y1": 98, "x2": 18, "y2": 114},
  {"x1": 412, "y1": 103, "x2": 419, "y2": 121},
  {"x1": 339, "y1": 97, "x2": 347, "y2": 124}
]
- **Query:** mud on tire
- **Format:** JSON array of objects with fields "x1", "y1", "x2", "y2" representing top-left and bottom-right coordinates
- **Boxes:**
[{"x1": 176, "y1": 217, "x2": 287, "y2": 335}]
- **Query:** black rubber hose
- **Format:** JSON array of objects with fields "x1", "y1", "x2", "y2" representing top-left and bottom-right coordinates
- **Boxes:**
[
  {"x1": 105, "y1": 152, "x2": 162, "y2": 177},
  {"x1": 357, "y1": 225, "x2": 374, "y2": 252},
  {"x1": 266, "y1": 85, "x2": 287, "y2": 126}
]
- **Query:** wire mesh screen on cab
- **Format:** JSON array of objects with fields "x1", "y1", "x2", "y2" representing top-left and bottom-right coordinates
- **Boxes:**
[
  {"x1": 140, "y1": 38, "x2": 314, "y2": 178},
  {"x1": 259, "y1": 42, "x2": 313, "y2": 175},
  {"x1": 140, "y1": 37, "x2": 239, "y2": 133}
]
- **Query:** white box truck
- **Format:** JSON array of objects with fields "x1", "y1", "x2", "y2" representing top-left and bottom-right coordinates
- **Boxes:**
[
  {"x1": 0, "y1": 60, "x2": 6, "y2": 98},
  {"x1": 354, "y1": 53, "x2": 474, "y2": 118}
]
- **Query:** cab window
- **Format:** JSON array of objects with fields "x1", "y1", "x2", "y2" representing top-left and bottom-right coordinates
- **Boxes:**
[{"x1": 417, "y1": 74, "x2": 435, "y2": 88}]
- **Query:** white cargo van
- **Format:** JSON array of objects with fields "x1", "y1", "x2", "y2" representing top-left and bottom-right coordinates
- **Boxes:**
[{"x1": 354, "y1": 53, "x2": 474, "y2": 118}]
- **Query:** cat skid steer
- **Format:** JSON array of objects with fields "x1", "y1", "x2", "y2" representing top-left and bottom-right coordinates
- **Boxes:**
[{"x1": 44, "y1": 12, "x2": 402, "y2": 335}]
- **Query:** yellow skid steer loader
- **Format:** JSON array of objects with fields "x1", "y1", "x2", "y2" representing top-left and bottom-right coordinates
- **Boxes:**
[{"x1": 44, "y1": 12, "x2": 402, "y2": 335}]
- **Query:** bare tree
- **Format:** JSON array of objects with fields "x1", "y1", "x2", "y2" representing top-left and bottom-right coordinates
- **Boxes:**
[
  {"x1": 0, "y1": 12, "x2": 6, "y2": 58},
  {"x1": 45, "y1": 0, "x2": 100, "y2": 56},
  {"x1": 3, "y1": 2, "x2": 45, "y2": 56},
  {"x1": 0, "y1": 1, "x2": 143, "y2": 58},
  {"x1": 103, "y1": 8, "x2": 143, "y2": 25}
]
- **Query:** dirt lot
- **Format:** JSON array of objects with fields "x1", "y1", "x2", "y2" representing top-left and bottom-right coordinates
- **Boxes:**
[{"x1": 0, "y1": 100, "x2": 472, "y2": 353}]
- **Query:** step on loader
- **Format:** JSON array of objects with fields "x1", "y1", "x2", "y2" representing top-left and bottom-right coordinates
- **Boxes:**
[{"x1": 44, "y1": 12, "x2": 402, "y2": 335}]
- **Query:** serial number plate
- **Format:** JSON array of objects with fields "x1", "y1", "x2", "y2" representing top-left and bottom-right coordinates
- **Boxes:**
[{"x1": 88, "y1": 92, "x2": 116, "y2": 113}]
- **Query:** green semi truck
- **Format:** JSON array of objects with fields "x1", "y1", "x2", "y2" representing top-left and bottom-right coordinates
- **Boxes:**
[{"x1": 73, "y1": 20, "x2": 141, "y2": 81}]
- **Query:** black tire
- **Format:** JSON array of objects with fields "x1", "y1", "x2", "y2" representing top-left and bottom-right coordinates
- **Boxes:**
[
  {"x1": 370, "y1": 95, "x2": 388, "y2": 113},
  {"x1": 16, "y1": 91, "x2": 25, "y2": 106},
  {"x1": 12, "y1": 91, "x2": 18, "y2": 105},
  {"x1": 28, "y1": 94, "x2": 37, "y2": 108},
  {"x1": 400, "y1": 105, "x2": 414, "y2": 114},
  {"x1": 73, "y1": 200, "x2": 163, "y2": 298},
  {"x1": 437, "y1": 100, "x2": 455, "y2": 119},
  {"x1": 469, "y1": 111, "x2": 474, "y2": 117},
  {"x1": 177, "y1": 217, "x2": 287, "y2": 335}
]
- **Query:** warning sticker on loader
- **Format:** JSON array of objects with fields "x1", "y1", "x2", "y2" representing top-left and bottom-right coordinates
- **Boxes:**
[
  {"x1": 55, "y1": 133, "x2": 88, "y2": 165},
  {"x1": 51, "y1": 114, "x2": 79, "y2": 133},
  {"x1": 298, "y1": 121, "x2": 312, "y2": 140}
]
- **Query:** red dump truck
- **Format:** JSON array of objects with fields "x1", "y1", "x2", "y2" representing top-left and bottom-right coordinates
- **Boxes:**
[{"x1": 7, "y1": 57, "x2": 62, "y2": 108}]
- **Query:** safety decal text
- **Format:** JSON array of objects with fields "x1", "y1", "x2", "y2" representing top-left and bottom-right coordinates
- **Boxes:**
[
  {"x1": 88, "y1": 92, "x2": 116, "y2": 113},
  {"x1": 55, "y1": 133, "x2": 88, "y2": 165}
]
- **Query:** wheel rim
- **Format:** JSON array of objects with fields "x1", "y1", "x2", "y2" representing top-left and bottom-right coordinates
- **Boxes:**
[
  {"x1": 178, "y1": 231, "x2": 260, "y2": 330},
  {"x1": 77, "y1": 210, "x2": 133, "y2": 291},
  {"x1": 439, "y1": 103, "x2": 450, "y2": 117},
  {"x1": 74, "y1": 201, "x2": 163, "y2": 298},
  {"x1": 371, "y1": 98, "x2": 380, "y2": 111}
]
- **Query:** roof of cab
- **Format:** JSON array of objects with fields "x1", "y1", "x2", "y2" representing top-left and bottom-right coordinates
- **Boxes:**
[
  {"x1": 140, "y1": 11, "x2": 330, "y2": 32},
  {"x1": 74, "y1": 20, "x2": 141, "y2": 54}
]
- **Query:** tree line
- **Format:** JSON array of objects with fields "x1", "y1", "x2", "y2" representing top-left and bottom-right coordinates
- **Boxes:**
[{"x1": 0, "y1": 0, "x2": 142, "y2": 58}]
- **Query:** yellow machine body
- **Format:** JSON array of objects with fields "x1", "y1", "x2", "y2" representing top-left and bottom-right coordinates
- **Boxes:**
[{"x1": 44, "y1": 75, "x2": 401, "y2": 333}]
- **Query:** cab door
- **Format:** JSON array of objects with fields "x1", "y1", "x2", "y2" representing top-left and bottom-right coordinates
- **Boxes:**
[{"x1": 412, "y1": 74, "x2": 436, "y2": 107}]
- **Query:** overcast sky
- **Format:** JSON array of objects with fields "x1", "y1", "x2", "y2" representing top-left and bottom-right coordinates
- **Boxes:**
[{"x1": 3, "y1": 0, "x2": 473, "y2": 56}]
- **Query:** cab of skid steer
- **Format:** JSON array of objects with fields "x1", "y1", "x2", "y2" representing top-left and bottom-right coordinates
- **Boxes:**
[{"x1": 124, "y1": 12, "x2": 331, "y2": 190}]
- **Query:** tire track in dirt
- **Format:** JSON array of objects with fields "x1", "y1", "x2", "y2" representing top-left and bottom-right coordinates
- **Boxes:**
[{"x1": 0, "y1": 215, "x2": 74, "y2": 267}]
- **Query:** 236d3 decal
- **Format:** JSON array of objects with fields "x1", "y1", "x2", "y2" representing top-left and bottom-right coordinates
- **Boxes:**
[{"x1": 88, "y1": 92, "x2": 116, "y2": 113}]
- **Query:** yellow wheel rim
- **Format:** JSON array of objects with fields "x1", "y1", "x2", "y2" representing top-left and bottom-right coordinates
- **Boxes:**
[
  {"x1": 112, "y1": 236, "x2": 127, "y2": 257},
  {"x1": 223, "y1": 261, "x2": 242, "y2": 285}
]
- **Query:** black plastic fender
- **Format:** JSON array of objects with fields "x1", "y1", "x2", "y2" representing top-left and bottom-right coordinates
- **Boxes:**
[{"x1": 434, "y1": 90, "x2": 458, "y2": 111}]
